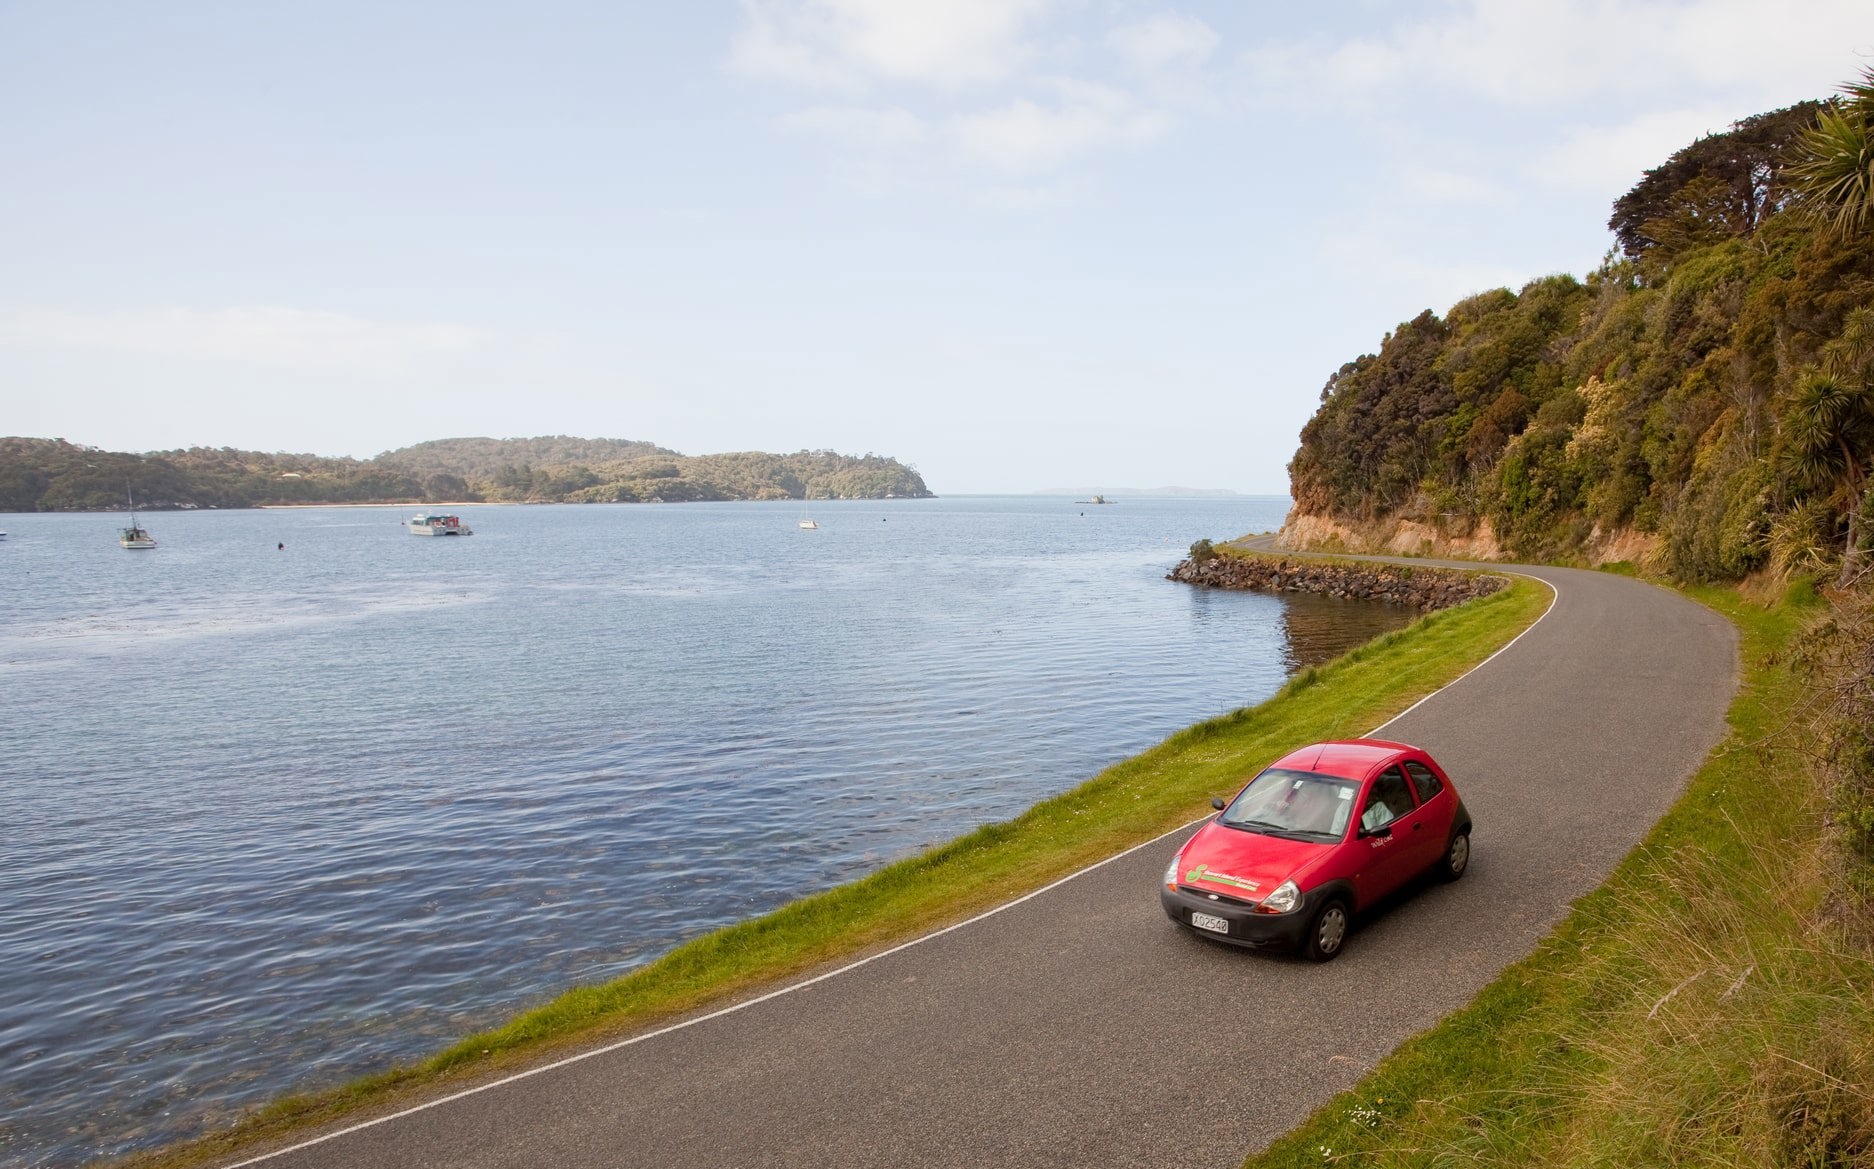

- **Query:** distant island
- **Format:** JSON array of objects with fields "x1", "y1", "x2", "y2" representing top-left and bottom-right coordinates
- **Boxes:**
[{"x1": 0, "y1": 436, "x2": 934, "y2": 511}]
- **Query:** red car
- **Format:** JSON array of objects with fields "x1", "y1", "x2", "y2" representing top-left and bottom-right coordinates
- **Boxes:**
[{"x1": 1160, "y1": 739, "x2": 1471, "y2": 961}]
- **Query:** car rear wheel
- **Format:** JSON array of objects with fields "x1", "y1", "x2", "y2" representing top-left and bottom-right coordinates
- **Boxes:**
[
  {"x1": 1438, "y1": 829, "x2": 1471, "y2": 882},
  {"x1": 1303, "y1": 899, "x2": 1349, "y2": 962}
]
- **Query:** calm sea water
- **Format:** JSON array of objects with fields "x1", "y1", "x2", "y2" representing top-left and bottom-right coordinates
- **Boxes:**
[{"x1": 0, "y1": 496, "x2": 1416, "y2": 1166}]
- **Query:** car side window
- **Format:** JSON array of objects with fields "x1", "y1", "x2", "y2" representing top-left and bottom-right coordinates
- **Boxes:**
[
  {"x1": 1359, "y1": 767, "x2": 1417, "y2": 832},
  {"x1": 1404, "y1": 760, "x2": 1443, "y2": 802}
]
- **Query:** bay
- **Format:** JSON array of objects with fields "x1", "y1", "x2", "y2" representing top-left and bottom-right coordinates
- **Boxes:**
[{"x1": 0, "y1": 496, "x2": 1415, "y2": 1166}]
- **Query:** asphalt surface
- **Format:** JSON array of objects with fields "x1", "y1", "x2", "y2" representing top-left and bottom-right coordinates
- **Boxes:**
[{"x1": 227, "y1": 562, "x2": 1736, "y2": 1169}]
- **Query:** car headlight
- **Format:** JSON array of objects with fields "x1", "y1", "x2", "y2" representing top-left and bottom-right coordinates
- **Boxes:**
[
  {"x1": 1260, "y1": 879, "x2": 1300, "y2": 914},
  {"x1": 1164, "y1": 857, "x2": 1182, "y2": 890}
]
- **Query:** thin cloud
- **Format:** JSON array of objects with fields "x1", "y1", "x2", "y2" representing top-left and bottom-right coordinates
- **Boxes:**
[
  {"x1": 950, "y1": 78, "x2": 1167, "y2": 173},
  {"x1": 1529, "y1": 107, "x2": 1737, "y2": 195},
  {"x1": 1107, "y1": 13, "x2": 1218, "y2": 74},
  {"x1": 967, "y1": 178, "x2": 1084, "y2": 211},
  {"x1": 1320, "y1": 234, "x2": 1527, "y2": 315},
  {"x1": 1249, "y1": 0, "x2": 1873, "y2": 108},
  {"x1": 781, "y1": 104, "x2": 928, "y2": 148},
  {"x1": 1403, "y1": 165, "x2": 1505, "y2": 204},
  {"x1": 735, "y1": 1, "x2": 1203, "y2": 190},
  {"x1": 729, "y1": 0, "x2": 1053, "y2": 90},
  {"x1": 1, "y1": 306, "x2": 479, "y2": 375}
]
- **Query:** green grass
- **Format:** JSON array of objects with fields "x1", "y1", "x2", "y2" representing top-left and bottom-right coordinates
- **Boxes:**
[
  {"x1": 1214, "y1": 542, "x2": 1499, "y2": 575},
  {"x1": 125, "y1": 576, "x2": 1548, "y2": 1168},
  {"x1": 1247, "y1": 584, "x2": 1874, "y2": 1168}
]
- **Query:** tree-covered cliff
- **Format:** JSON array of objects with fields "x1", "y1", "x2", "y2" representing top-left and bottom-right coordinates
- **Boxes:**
[
  {"x1": 1286, "y1": 72, "x2": 1874, "y2": 585},
  {"x1": 0, "y1": 436, "x2": 932, "y2": 511}
]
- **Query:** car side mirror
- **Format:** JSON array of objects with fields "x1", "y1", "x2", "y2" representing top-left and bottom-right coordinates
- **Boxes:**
[
  {"x1": 1361, "y1": 824, "x2": 1393, "y2": 840},
  {"x1": 1211, "y1": 797, "x2": 1225, "y2": 811}
]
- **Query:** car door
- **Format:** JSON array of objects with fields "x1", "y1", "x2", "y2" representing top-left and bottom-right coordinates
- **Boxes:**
[
  {"x1": 1402, "y1": 757, "x2": 1456, "y2": 871},
  {"x1": 1352, "y1": 765, "x2": 1423, "y2": 903}
]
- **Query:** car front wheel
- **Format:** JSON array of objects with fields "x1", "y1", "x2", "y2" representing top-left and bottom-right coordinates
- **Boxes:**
[
  {"x1": 1303, "y1": 898, "x2": 1349, "y2": 962},
  {"x1": 1438, "y1": 829, "x2": 1470, "y2": 882}
]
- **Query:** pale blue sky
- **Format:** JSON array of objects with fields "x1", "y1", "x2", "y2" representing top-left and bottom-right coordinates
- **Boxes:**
[{"x1": 3, "y1": 1, "x2": 1869, "y2": 493}]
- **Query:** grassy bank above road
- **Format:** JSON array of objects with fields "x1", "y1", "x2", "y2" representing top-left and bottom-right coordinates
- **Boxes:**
[
  {"x1": 132, "y1": 575, "x2": 1549, "y2": 1169},
  {"x1": 1248, "y1": 583, "x2": 1874, "y2": 1168}
]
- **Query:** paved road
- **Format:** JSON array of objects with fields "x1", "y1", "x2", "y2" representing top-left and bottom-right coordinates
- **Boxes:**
[{"x1": 230, "y1": 562, "x2": 1735, "y2": 1169}]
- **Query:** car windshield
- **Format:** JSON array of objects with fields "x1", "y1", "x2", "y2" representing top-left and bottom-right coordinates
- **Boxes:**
[{"x1": 1218, "y1": 768, "x2": 1358, "y2": 842}]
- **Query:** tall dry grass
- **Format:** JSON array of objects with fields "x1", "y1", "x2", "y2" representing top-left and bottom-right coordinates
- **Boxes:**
[{"x1": 1552, "y1": 834, "x2": 1874, "y2": 1167}]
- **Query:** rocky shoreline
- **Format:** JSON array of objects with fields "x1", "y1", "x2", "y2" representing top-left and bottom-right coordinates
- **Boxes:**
[{"x1": 1167, "y1": 551, "x2": 1506, "y2": 610}]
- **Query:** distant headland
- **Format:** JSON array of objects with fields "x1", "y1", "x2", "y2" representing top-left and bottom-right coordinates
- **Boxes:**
[{"x1": 0, "y1": 435, "x2": 934, "y2": 511}]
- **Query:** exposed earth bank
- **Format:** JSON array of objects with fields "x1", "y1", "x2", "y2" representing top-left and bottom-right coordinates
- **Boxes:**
[{"x1": 1273, "y1": 510, "x2": 1661, "y2": 569}]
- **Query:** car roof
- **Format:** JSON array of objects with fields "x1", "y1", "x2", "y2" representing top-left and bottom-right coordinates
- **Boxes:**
[{"x1": 1271, "y1": 738, "x2": 1416, "y2": 781}]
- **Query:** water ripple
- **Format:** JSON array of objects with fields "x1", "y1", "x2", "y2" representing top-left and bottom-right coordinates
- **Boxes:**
[{"x1": 0, "y1": 498, "x2": 1413, "y2": 1166}]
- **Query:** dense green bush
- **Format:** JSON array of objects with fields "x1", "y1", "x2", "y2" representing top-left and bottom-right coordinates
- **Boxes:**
[
  {"x1": 1792, "y1": 586, "x2": 1874, "y2": 925},
  {"x1": 1288, "y1": 87, "x2": 1874, "y2": 583}
]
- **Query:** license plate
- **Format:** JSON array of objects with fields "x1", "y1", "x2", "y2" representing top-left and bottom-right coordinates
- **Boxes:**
[{"x1": 1190, "y1": 911, "x2": 1229, "y2": 934}]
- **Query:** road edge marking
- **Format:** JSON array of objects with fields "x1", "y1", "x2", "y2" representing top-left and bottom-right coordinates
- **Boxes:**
[
  {"x1": 1368, "y1": 570, "x2": 1558, "y2": 737},
  {"x1": 224, "y1": 822, "x2": 1199, "y2": 1167},
  {"x1": 225, "y1": 570, "x2": 1562, "y2": 1167}
]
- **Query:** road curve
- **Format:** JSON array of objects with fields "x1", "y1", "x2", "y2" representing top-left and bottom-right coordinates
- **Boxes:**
[{"x1": 226, "y1": 562, "x2": 1735, "y2": 1169}]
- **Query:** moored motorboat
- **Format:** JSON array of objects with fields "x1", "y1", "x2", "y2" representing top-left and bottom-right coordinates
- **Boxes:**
[
  {"x1": 120, "y1": 486, "x2": 156, "y2": 548},
  {"x1": 407, "y1": 513, "x2": 473, "y2": 536}
]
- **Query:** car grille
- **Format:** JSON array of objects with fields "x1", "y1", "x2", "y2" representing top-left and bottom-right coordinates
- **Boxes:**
[{"x1": 1178, "y1": 885, "x2": 1257, "y2": 908}]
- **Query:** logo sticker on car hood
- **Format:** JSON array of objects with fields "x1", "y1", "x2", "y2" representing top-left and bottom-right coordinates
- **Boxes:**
[{"x1": 1183, "y1": 863, "x2": 1259, "y2": 892}]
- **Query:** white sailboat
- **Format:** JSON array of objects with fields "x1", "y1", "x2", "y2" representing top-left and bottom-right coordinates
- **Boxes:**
[{"x1": 798, "y1": 494, "x2": 818, "y2": 529}]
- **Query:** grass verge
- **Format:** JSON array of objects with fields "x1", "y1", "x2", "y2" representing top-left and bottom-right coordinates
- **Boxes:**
[
  {"x1": 125, "y1": 576, "x2": 1549, "y2": 1169},
  {"x1": 1246, "y1": 583, "x2": 1874, "y2": 1168}
]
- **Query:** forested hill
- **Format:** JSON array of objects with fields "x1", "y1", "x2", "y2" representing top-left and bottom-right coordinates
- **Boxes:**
[
  {"x1": 376, "y1": 436, "x2": 679, "y2": 477},
  {"x1": 1283, "y1": 72, "x2": 1874, "y2": 586},
  {"x1": 0, "y1": 436, "x2": 933, "y2": 511}
]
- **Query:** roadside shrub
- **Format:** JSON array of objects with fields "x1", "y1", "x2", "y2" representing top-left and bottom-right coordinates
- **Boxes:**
[{"x1": 1793, "y1": 587, "x2": 1874, "y2": 910}]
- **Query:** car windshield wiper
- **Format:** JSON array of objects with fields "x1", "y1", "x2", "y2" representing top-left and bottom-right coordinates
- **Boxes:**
[{"x1": 1224, "y1": 817, "x2": 1301, "y2": 837}]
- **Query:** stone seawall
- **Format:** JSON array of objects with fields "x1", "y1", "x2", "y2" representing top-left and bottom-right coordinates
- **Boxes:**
[{"x1": 1167, "y1": 553, "x2": 1506, "y2": 610}]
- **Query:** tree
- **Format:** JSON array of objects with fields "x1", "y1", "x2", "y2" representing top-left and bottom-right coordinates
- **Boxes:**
[
  {"x1": 1788, "y1": 67, "x2": 1874, "y2": 242},
  {"x1": 1781, "y1": 306, "x2": 1874, "y2": 584},
  {"x1": 1610, "y1": 102, "x2": 1823, "y2": 263}
]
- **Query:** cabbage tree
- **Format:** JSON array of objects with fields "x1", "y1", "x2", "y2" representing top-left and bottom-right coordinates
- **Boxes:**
[
  {"x1": 1789, "y1": 68, "x2": 1874, "y2": 241},
  {"x1": 1782, "y1": 308, "x2": 1874, "y2": 584}
]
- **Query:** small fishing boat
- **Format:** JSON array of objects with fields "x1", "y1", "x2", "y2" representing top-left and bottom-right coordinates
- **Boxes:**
[
  {"x1": 407, "y1": 512, "x2": 473, "y2": 536},
  {"x1": 120, "y1": 487, "x2": 156, "y2": 549}
]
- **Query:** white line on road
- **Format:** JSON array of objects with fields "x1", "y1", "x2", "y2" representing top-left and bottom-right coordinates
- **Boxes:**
[
  {"x1": 226, "y1": 571, "x2": 1559, "y2": 1167},
  {"x1": 1368, "y1": 570, "x2": 1556, "y2": 737}
]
